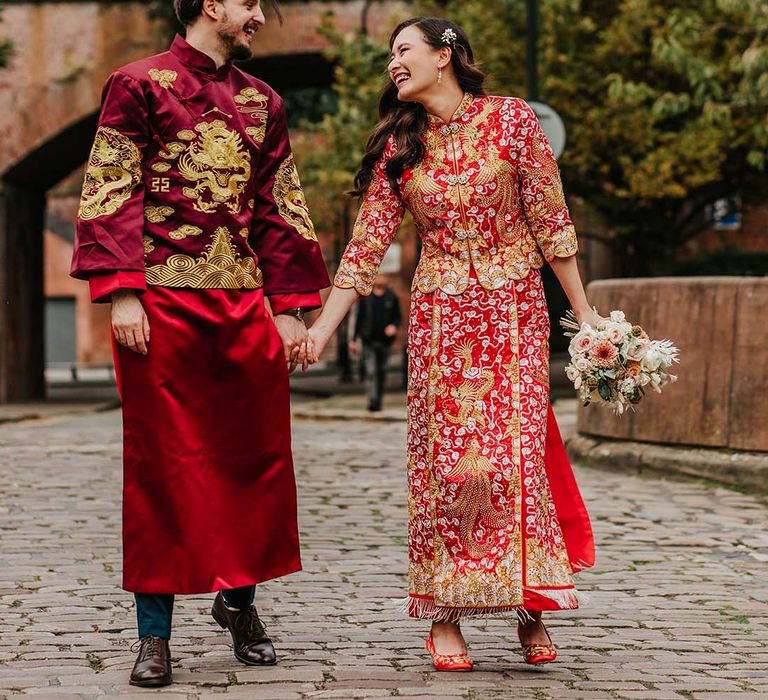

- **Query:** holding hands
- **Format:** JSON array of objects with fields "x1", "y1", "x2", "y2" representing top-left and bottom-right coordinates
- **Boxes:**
[
  {"x1": 293, "y1": 326, "x2": 331, "y2": 369},
  {"x1": 274, "y1": 313, "x2": 310, "y2": 374}
]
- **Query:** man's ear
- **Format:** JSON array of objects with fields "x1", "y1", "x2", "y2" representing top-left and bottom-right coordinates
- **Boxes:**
[{"x1": 201, "y1": 0, "x2": 220, "y2": 21}]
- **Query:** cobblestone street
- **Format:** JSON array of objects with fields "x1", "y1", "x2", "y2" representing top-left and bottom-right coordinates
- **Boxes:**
[{"x1": 1, "y1": 405, "x2": 767, "y2": 699}]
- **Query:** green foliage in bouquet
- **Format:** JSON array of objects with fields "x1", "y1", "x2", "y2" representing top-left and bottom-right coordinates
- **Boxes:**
[{"x1": 419, "y1": 0, "x2": 768, "y2": 275}]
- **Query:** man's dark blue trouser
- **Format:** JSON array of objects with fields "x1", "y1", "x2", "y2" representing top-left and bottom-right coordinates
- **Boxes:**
[{"x1": 135, "y1": 586, "x2": 256, "y2": 639}]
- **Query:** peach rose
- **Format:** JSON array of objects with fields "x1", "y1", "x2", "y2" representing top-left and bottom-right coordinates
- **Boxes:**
[
  {"x1": 625, "y1": 361, "x2": 642, "y2": 378},
  {"x1": 572, "y1": 330, "x2": 594, "y2": 353},
  {"x1": 607, "y1": 326, "x2": 625, "y2": 344}
]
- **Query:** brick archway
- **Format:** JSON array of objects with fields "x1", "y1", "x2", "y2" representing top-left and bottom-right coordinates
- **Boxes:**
[{"x1": 0, "y1": 0, "x2": 396, "y2": 401}]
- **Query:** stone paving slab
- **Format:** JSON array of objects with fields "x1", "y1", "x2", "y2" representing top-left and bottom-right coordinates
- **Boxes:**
[{"x1": 0, "y1": 409, "x2": 767, "y2": 698}]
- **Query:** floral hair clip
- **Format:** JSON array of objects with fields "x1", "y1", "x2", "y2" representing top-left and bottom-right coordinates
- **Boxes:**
[{"x1": 441, "y1": 28, "x2": 458, "y2": 46}]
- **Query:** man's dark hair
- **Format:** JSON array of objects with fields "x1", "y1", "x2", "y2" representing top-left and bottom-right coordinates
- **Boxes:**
[{"x1": 173, "y1": 0, "x2": 282, "y2": 27}]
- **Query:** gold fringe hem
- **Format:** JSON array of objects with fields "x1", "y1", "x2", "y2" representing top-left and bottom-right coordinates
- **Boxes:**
[{"x1": 401, "y1": 588, "x2": 590, "y2": 624}]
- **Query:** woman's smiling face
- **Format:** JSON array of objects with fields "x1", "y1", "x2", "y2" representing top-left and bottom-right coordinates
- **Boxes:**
[{"x1": 388, "y1": 25, "x2": 445, "y2": 102}]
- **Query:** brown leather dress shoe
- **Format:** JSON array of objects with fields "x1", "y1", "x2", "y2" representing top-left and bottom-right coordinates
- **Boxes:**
[
  {"x1": 211, "y1": 592, "x2": 277, "y2": 666},
  {"x1": 129, "y1": 635, "x2": 172, "y2": 687}
]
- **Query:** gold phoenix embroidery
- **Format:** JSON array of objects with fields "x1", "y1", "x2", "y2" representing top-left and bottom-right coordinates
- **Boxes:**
[
  {"x1": 148, "y1": 68, "x2": 177, "y2": 89},
  {"x1": 144, "y1": 205, "x2": 174, "y2": 223},
  {"x1": 272, "y1": 155, "x2": 316, "y2": 240},
  {"x1": 444, "y1": 437, "x2": 512, "y2": 559},
  {"x1": 78, "y1": 127, "x2": 141, "y2": 220},
  {"x1": 178, "y1": 120, "x2": 251, "y2": 214},
  {"x1": 168, "y1": 224, "x2": 203, "y2": 240},
  {"x1": 145, "y1": 226, "x2": 262, "y2": 289}
]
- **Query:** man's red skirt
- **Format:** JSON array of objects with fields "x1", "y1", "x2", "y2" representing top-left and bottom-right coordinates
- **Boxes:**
[{"x1": 113, "y1": 286, "x2": 301, "y2": 593}]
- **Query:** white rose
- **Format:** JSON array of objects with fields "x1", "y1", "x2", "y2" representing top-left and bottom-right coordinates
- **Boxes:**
[
  {"x1": 565, "y1": 365, "x2": 580, "y2": 381},
  {"x1": 610, "y1": 310, "x2": 626, "y2": 323},
  {"x1": 574, "y1": 356, "x2": 591, "y2": 372},
  {"x1": 574, "y1": 376, "x2": 583, "y2": 389},
  {"x1": 641, "y1": 349, "x2": 662, "y2": 372}
]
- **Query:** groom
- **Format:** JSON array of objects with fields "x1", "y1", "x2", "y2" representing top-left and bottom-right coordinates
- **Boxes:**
[{"x1": 71, "y1": 0, "x2": 329, "y2": 687}]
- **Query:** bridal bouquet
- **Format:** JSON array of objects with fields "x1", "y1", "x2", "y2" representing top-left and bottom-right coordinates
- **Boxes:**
[{"x1": 561, "y1": 310, "x2": 679, "y2": 415}]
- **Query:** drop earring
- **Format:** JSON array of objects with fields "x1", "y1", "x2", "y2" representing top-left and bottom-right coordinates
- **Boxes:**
[{"x1": 438, "y1": 66, "x2": 443, "y2": 84}]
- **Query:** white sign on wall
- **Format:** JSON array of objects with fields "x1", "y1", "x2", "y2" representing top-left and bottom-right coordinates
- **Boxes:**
[
  {"x1": 379, "y1": 242, "x2": 402, "y2": 274},
  {"x1": 529, "y1": 101, "x2": 567, "y2": 160}
]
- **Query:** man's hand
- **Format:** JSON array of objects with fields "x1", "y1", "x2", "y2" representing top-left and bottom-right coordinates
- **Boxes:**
[
  {"x1": 384, "y1": 324, "x2": 398, "y2": 338},
  {"x1": 111, "y1": 290, "x2": 150, "y2": 355},
  {"x1": 273, "y1": 313, "x2": 308, "y2": 374}
]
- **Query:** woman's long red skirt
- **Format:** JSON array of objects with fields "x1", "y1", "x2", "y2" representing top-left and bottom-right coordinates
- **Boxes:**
[{"x1": 405, "y1": 270, "x2": 594, "y2": 621}]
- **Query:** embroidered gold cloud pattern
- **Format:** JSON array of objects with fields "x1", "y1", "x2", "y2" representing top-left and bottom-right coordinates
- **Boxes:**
[{"x1": 145, "y1": 226, "x2": 262, "y2": 289}]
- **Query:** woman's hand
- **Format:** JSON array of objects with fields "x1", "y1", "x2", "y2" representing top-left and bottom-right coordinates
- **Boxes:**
[
  {"x1": 294, "y1": 285, "x2": 362, "y2": 369},
  {"x1": 574, "y1": 306, "x2": 604, "y2": 329},
  {"x1": 293, "y1": 326, "x2": 331, "y2": 370},
  {"x1": 307, "y1": 327, "x2": 331, "y2": 364}
]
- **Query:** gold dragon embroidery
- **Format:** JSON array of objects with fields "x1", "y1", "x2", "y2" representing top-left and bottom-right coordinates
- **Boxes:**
[
  {"x1": 178, "y1": 120, "x2": 251, "y2": 214},
  {"x1": 78, "y1": 127, "x2": 142, "y2": 221},
  {"x1": 272, "y1": 154, "x2": 317, "y2": 240}
]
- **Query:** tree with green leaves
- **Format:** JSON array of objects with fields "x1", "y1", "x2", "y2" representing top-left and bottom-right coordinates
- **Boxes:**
[
  {"x1": 0, "y1": 1, "x2": 13, "y2": 68},
  {"x1": 419, "y1": 0, "x2": 768, "y2": 274},
  {"x1": 300, "y1": 12, "x2": 392, "y2": 235}
]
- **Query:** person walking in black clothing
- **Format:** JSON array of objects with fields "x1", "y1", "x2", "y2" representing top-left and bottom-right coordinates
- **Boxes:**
[{"x1": 351, "y1": 275, "x2": 402, "y2": 411}]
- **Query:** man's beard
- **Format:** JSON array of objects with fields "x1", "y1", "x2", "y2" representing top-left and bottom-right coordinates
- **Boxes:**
[{"x1": 217, "y1": 23, "x2": 253, "y2": 61}]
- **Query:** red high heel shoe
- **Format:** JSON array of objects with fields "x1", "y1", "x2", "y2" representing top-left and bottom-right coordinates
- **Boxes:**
[
  {"x1": 425, "y1": 632, "x2": 474, "y2": 672},
  {"x1": 518, "y1": 622, "x2": 557, "y2": 665}
]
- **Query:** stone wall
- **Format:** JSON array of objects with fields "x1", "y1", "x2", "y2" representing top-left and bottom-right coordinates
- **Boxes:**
[{"x1": 577, "y1": 277, "x2": 768, "y2": 453}]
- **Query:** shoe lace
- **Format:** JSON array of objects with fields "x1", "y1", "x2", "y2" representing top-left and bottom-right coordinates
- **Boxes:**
[
  {"x1": 235, "y1": 606, "x2": 267, "y2": 639},
  {"x1": 130, "y1": 635, "x2": 164, "y2": 658}
]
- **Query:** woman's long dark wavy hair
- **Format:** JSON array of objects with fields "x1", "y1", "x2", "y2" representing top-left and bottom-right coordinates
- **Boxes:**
[{"x1": 351, "y1": 17, "x2": 486, "y2": 198}]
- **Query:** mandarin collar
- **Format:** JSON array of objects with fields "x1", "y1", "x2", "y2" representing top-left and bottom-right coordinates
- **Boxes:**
[
  {"x1": 427, "y1": 93, "x2": 475, "y2": 127},
  {"x1": 170, "y1": 34, "x2": 232, "y2": 78}
]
